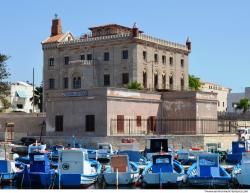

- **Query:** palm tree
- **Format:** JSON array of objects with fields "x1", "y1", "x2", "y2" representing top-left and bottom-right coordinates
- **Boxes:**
[
  {"x1": 236, "y1": 98, "x2": 250, "y2": 113},
  {"x1": 30, "y1": 86, "x2": 43, "y2": 112},
  {"x1": 189, "y1": 75, "x2": 201, "y2": 91},
  {"x1": 127, "y1": 81, "x2": 143, "y2": 90}
]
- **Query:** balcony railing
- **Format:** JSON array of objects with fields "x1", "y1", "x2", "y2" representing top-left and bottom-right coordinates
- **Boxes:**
[{"x1": 68, "y1": 60, "x2": 93, "y2": 65}]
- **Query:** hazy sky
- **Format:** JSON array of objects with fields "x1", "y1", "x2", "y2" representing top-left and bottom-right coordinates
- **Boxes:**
[{"x1": 0, "y1": 0, "x2": 249, "y2": 92}]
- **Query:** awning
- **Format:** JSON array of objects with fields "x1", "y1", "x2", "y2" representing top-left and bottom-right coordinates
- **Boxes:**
[{"x1": 16, "y1": 90, "x2": 27, "y2": 98}]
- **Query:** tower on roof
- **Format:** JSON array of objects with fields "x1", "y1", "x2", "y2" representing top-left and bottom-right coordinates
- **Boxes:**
[
  {"x1": 51, "y1": 14, "x2": 62, "y2": 37},
  {"x1": 186, "y1": 37, "x2": 191, "y2": 51}
]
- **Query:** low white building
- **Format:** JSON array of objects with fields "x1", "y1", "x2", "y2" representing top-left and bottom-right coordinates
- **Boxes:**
[
  {"x1": 4, "y1": 81, "x2": 39, "y2": 113},
  {"x1": 200, "y1": 81, "x2": 231, "y2": 112}
]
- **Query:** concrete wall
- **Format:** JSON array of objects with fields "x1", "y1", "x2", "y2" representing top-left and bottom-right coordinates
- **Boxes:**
[{"x1": 0, "y1": 113, "x2": 45, "y2": 141}]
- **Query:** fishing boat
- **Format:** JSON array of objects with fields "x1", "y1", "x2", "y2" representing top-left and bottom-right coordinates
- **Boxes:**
[
  {"x1": 176, "y1": 147, "x2": 205, "y2": 165},
  {"x1": 57, "y1": 149, "x2": 101, "y2": 188},
  {"x1": 187, "y1": 153, "x2": 231, "y2": 187},
  {"x1": 97, "y1": 143, "x2": 114, "y2": 161},
  {"x1": 232, "y1": 152, "x2": 250, "y2": 186},
  {"x1": 144, "y1": 136, "x2": 173, "y2": 161},
  {"x1": 141, "y1": 154, "x2": 185, "y2": 187},
  {"x1": 49, "y1": 145, "x2": 64, "y2": 169},
  {"x1": 226, "y1": 140, "x2": 250, "y2": 164},
  {"x1": 16, "y1": 151, "x2": 55, "y2": 188},
  {"x1": 103, "y1": 154, "x2": 139, "y2": 186},
  {"x1": 0, "y1": 160, "x2": 19, "y2": 184},
  {"x1": 87, "y1": 149, "x2": 97, "y2": 160}
]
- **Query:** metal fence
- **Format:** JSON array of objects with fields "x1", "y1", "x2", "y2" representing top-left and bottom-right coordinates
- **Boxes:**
[{"x1": 110, "y1": 118, "x2": 237, "y2": 136}]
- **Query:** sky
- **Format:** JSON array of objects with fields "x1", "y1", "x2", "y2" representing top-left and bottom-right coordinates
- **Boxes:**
[{"x1": 0, "y1": 0, "x2": 249, "y2": 92}]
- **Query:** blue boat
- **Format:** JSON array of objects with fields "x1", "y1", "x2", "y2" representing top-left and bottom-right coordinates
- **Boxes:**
[
  {"x1": 226, "y1": 140, "x2": 250, "y2": 164},
  {"x1": 187, "y1": 153, "x2": 231, "y2": 187},
  {"x1": 141, "y1": 154, "x2": 185, "y2": 187},
  {"x1": 232, "y1": 152, "x2": 250, "y2": 186},
  {"x1": 176, "y1": 148, "x2": 205, "y2": 165},
  {"x1": 0, "y1": 160, "x2": 18, "y2": 184},
  {"x1": 16, "y1": 151, "x2": 55, "y2": 188},
  {"x1": 48, "y1": 145, "x2": 64, "y2": 169},
  {"x1": 97, "y1": 143, "x2": 114, "y2": 161},
  {"x1": 57, "y1": 149, "x2": 101, "y2": 188},
  {"x1": 103, "y1": 154, "x2": 139, "y2": 186}
]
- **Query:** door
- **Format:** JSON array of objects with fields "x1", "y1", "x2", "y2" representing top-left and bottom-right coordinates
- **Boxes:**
[
  {"x1": 117, "y1": 115, "x2": 124, "y2": 134},
  {"x1": 5, "y1": 123, "x2": 14, "y2": 142},
  {"x1": 147, "y1": 116, "x2": 156, "y2": 133}
]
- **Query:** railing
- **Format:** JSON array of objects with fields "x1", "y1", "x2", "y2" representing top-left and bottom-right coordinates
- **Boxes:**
[
  {"x1": 110, "y1": 118, "x2": 237, "y2": 136},
  {"x1": 68, "y1": 60, "x2": 93, "y2": 65},
  {"x1": 218, "y1": 112, "x2": 250, "y2": 120},
  {"x1": 137, "y1": 34, "x2": 188, "y2": 51}
]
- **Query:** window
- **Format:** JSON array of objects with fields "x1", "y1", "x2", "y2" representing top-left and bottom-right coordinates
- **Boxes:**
[
  {"x1": 64, "y1": 77, "x2": 68, "y2": 89},
  {"x1": 181, "y1": 77, "x2": 184, "y2": 90},
  {"x1": 122, "y1": 73, "x2": 129, "y2": 84},
  {"x1": 17, "y1": 104, "x2": 23, "y2": 109},
  {"x1": 143, "y1": 72, "x2": 147, "y2": 88},
  {"x1": 73, "y1": 77, "x2": 81, "y2": 89},
  {"x1": 143, "y1": 51, "x2": 147, "y2": 61},
  {"x1": 136, "y1": 116, "x2": 142, "y2": 127},
  {"x1": 104, "y1": 52, "x2": 109, "y2": 61},
  {"x1": 55, "y1": 115, "x2": 63, "y2": 132},
  {"x1": 154, "y1": 74, "x2": 158, "y2": 89},
  {"x1": 64, "y1": 56, "x2": 69, "y2": 65},
  {"x1": 86, "y1": 115, "x2": 95, "y2": 132},
  {"x1": 162, "y1": 74, "x2": 166, "y2": 89},
  {"x1": 181, "y1": 59, "x2": 184, "y2": 67},
  {"x1": 122, "y1": 50, "x2": 128, "y2": 59},
  {"x1": 169, "y1": 76, "x2": 173, "y2": 89},
  {"x1": 154, "y1": 54, "x2": 158, "y2": 63},
  {"x1": 169, "y1": 57, "x2": 173, "y2": 65},
  {"x1": 223, "y1": 102, "x2": 225, "y2": 107},
  {"x1": 218, "y1": 101, "x2": 220, "y2": 107},
  {"x1": 49, "y1": 78, "x2": 55, "y2": 89},
  {"x1": 104, "y1": 74, "x2": 110, "y2": 86},
  {"x1": 87, "y1": 54, "x2": 92, "y2": 60},
  {"x1": 49, "y1": 58, "x2": 54, "y2": 67},
  {"x1": 80, "y1": 55, "x2": 85, "y2": 60},
  {"x1": 162, "y1": 55, "x2": 166, "y2": 64}
]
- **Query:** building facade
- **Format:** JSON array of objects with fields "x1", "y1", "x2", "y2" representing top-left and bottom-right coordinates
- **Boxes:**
[
  {"x1": 200, "y1": 81, "x2": 231, "y2": 112},
  {"x1": 42, "y1": 17, "x2": 191, "y2": 112}
]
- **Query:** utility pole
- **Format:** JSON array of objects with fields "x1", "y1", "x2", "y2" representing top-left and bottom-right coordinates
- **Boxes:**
[{"x1": 33, "y1": 67, "x2": 35, "y2": 113}]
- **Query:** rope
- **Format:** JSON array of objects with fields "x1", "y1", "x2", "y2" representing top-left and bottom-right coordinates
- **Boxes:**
[{"x1": 21, "y1": 173, "x2": 24, "y2": 189}]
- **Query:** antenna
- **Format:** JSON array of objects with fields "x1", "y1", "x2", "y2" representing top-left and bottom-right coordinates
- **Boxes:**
[{"x1": 54, "y1": 13, "x2": 58, "y2": 19}]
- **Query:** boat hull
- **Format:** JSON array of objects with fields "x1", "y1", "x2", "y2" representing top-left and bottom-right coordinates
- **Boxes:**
[
  {"x1": 103, "y1": 172, "x2": 139, "y2": 185},
  {"x1": 188, "y1": 177, "x2": 230, "y2": 187},
  {"x1": 0, "y1": 173, "x2": 15, "y2": 183},
  {"x1": 142, "y1": 172, "x2": 184, "y2": 185}
]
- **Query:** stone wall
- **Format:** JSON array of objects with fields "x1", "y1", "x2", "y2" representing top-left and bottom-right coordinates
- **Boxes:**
[{"x1": 0, "y1": 113, "x2": 45, "y2": 142}]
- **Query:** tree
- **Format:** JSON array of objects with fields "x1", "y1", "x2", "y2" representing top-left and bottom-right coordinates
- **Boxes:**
[
  {"x1": 127, "y1": 81, "x2": 143, "y2": 90},
  {"x1": 30, "y1": 85, "x2": 43, "y2": 112},
  {"x1": 189, "y1": 75, "x2": 201, "y2": 91},
  {"x1": 0, "y1": 54, "x2": 11, "y2": 110},
  {"x1": 236, "y1": 98, "x2": 250, "y2": 113}
]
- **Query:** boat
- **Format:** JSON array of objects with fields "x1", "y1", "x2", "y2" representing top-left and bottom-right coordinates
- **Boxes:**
[
  {"x1": 0, "y1": 159, "x2": 20, "y2": 184},
  {"x1": 16, "y1": 150, "x2": 56, "y2": 188},
  {"x1": 57, "y1": 149, "x2": 101, "y2": 188},
  {"x1": 232, "y1": 152, "x2": 250, "y2": 186},
  {"x1": 144, "y1": 136, "x2": 173, "y2": 161},
  {"x1": 49, "y1": 145, "x2": 64, "y2": 169},
  {"x1": 97, "y1": 143, "x2": 114, "y2": 161},
  {"x1": 176, "y1": 147, "x2": 205, "y2": 165},
  {"x1": 141, "y1": 154, "x2": 185, "y2": 187},
  {"x1": 103, "y1": 154, "x2": 139, "y2": 186},
  {"x1": 87, "y1": 149, "x2": 97, "y2": 160},
  {"x1": 226, "y1": 140, "x2": 250, "y2": 164},
  {"x1": 187, "y1": 153, "x2": 231, "y2": 187}
]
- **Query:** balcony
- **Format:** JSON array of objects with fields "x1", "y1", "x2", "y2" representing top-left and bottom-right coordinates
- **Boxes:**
[{"x1": 68, "y1": 60, "x2": 93, "y2": 66}]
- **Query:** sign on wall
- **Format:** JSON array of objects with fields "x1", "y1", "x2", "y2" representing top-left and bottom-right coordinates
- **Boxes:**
[{"x1": 63, "y1": 90, "x2": 88, "y2": 97}]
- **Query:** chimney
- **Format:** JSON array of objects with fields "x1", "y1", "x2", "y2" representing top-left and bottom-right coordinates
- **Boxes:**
[
  {"x1": 132, "y1": 22, "x2": 139, "y2": 37},
  {"x1": 51, "y1": 14, "x2": 62, "y2": 37},
  {"x1": 186, "y1": 37, "x2": 191, "y2": 51}
]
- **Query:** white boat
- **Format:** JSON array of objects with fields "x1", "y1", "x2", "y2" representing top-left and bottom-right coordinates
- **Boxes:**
[
  {"x1": 232, "y1": 152, "x2": 250, "y2": 186},
  {"x1": 142, "y1": 154, "x2": 185, "y2": 187},
  {"x1": 103, "y1": 154, "x2": 139, "y2": 186},
  {"x1": 57, "y1": 149, "x2": 101, "y2": 187},
  {"x1": 97, "y1": 143, "x2": 114, "y2": 160}
]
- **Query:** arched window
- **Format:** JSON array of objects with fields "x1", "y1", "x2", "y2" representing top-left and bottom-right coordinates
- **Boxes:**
[
  {"x1": 72, "y1": 76, "x2": 81, "y2": 89},
  {"x1": 143, "y1": 71, "x2": 147, "y2": 88}
]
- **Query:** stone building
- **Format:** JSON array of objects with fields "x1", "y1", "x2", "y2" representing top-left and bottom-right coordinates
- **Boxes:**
[
  {"x1": 200, "y1": 81, "x2": 231, "y2": 112},
  {"x1": 42, "y1": 16, "x2": 191, "y2": 112},
  {"x1": 227, "y1": 87, "x2": 250, "y2": 112}
]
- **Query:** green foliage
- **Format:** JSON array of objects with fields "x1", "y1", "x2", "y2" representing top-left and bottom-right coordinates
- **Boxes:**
[
  {"x1": 127, "y1": 81, "x2": 143, "y2": 90},
  {"x1": 189, "y1": 75, "x2": 201, "y2": 91},
  {"x1": 1, "y1": 98, "x2": 10, "y2": 109},
  {"x1": 236, "y1": 98, "x2": 250, "y2": 113},
  {"x1": 0, "y1": 54, "x2": 11, "y2": 109},
  {"x1": 30, "y1": 84, "x2": 43, "y2": 112}
]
